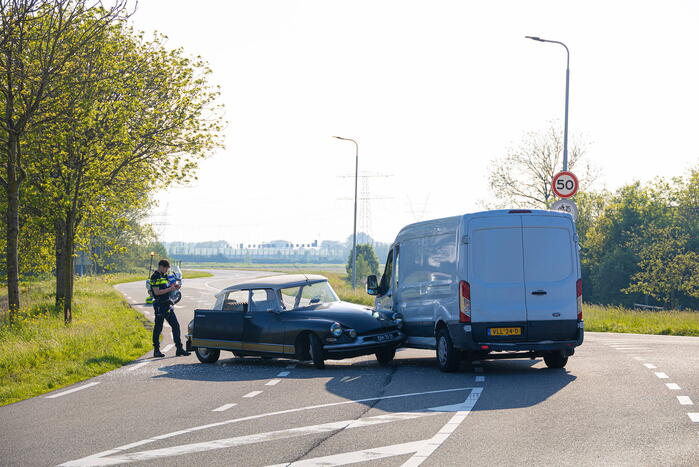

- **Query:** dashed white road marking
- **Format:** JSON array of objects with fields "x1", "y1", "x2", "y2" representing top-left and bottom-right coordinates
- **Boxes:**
[
  {"x1": 687, "y1": 413, "x2": 699, "y2": 423},
  {"x1": 277, "y1": 371, "x2": 290, "y2": 377},
  {"x1": 59, "y1": 387, "x2": 479, "y2": 466},
  {"x1": 46, "y1": 382, "x2": 100, "y2": 399},
  {"x1": 340, "y1": 376, "x2": 361, "y2": 383},
  {"x1": 126, "y1": 362, "x2": 150, "y2": 372},
  {"x1": 677, "y1": 396, "x2": 693, "y2": 405},
  {"x1": 654, "y1": 372, "x2": 669, "y2": 379},
  {"x1": 666, "y1": 383, "x2": 682, "y2": 390},
  {"x1": 243, "y1": 391, "x2": 263, "y2": 398},
  {"x1": 475, "y1": 376, "x2": 485, "y2": 382},
  {"x1": 265, "y1": 379, "x2": 281, "y2": 386},
  {"x1": 161, "y1": 344, "x2": 174, "y2": 353},
  {"x1": 632, "y1": 356, "x2": 644, "y2": 361},
  {"x1": 212, "y1": 403, "x2": 237, "y2": 412},
  {"x1": 643, "y1": 363, "x2": 657, "y2": 369}
]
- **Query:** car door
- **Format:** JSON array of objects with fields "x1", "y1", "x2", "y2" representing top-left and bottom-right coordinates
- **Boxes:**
[
  {"x1": 242, "y1": 288, "x2": 287, "y2": 354},
  {"x1": 522, "y1": 214, "x2": 579, "y2": 341},
  {"x1": 193, "y1": 289, "x2": 247, "y2": 350},
  {"x1": 467, "y1": 215, "x2": 528, "y2": 340}
]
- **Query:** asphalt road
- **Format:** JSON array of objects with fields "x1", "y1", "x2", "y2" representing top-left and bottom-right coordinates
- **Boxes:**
[{"x1": 1, "y1": 270, "x2": 697, "y2": 466}]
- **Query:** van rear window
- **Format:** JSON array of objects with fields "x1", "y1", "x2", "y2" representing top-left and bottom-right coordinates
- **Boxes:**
[
  {"x1": 522, "y1": 228, "x2": 573, "y2": 282},
  {"x1": 471, "y1": 228, "x2": 524, "y2": 283}
]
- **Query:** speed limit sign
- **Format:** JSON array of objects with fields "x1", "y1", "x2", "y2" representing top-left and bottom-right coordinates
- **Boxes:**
[{"x1": 552, "y1": 171, "x2": 579, "y2": 198}]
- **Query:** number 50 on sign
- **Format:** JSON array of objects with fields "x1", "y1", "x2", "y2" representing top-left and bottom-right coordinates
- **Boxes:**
[{"x1": 552, "y1": 171, "x2": 579, "y2": 198}]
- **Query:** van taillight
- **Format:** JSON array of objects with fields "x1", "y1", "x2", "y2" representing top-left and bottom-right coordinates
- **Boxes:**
[
  {"x1": 459, "y1": 281, "x2": 471, "y2": 323},
  {"x1": 576, "y1": 279, "x2": 583, "y2": 320}
]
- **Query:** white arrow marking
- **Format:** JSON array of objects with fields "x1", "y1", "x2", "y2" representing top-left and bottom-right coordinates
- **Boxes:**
[{"x1": 58, "y1": 387, "x2": 480, "y2": 466}]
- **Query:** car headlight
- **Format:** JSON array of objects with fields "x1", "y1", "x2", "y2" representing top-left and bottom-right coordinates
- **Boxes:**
[
  {"x1": 347, "y1": 328, "x2": 357, "y2": 339},
  {"x1": 330, "y1": 322, "x2": 343, "y2": 337},
  {"x1": 372, "y1": 311, "x2": 382, "y2": 320}
]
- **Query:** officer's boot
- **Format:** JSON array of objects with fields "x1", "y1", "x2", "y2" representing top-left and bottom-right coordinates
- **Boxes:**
[
  {"x1": 153, "y1": 348, "x2": 165, "y2": 358},
  {"x1": 175, "y1": 346, "x2": 190, "y2": 357}
]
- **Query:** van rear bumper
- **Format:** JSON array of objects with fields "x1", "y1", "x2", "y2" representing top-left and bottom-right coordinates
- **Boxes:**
[{"x1": 448, "y1": 321, "x2": 584, "y2": 353}]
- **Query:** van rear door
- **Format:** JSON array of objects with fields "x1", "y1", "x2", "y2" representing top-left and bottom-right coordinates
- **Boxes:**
[
  {"x1": 468, "y1": 215, "x2": 528, "y2": 340},
  {"x1": 521, "y1": 215, "x2": 578, "y2": 341}
]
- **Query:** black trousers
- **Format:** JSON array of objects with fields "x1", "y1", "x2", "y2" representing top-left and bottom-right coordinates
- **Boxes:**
[{"x1": 152, "y1": 302, "x2": 183, "y2": 350}]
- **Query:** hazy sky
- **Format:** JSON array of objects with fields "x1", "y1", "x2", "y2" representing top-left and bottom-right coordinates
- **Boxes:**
[{"x1": 131, "y1": 1, "x2": 699, "y2": 245}]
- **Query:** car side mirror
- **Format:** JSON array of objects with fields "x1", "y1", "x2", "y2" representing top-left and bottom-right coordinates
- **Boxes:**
[{"x1": 366, "y1": 275, "x2": 379, "y2": 295}]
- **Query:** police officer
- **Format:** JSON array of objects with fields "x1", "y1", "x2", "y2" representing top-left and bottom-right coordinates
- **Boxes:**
[{"x1": 150, "y1": 259, "x2": 190, "y2": 358}]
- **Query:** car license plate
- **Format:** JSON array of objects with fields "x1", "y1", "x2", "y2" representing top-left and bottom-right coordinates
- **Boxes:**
[
  {"x1": 488, "y1": 327, "x2": 521, "y2": 336},
  {"x1": 376, "y1": 333, "x2": 393, "y2": 342}
]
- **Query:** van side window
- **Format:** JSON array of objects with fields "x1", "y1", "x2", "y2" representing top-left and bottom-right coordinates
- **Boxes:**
[
  {"x1": 393, "y1": 246, "x2": 400, "y2": 289},
  {"x1": 379, "y1": 250, "x2": 393, "y2": 294}
]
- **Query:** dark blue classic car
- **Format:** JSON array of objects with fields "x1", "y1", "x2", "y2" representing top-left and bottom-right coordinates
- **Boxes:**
[{"x1": 186, "y1": 274, "x2": 405, "y2": 369}]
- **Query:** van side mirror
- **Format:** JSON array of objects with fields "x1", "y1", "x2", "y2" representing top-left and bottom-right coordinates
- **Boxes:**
[{"x1": 366, "y1": 275, "x2": 379, "y2": 295}]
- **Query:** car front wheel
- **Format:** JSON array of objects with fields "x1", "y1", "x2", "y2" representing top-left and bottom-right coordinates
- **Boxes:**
[
  {"x1": 375, "y1": 347, "x2": 396, "y2": 366},
  {"x1": 195, "y1": 347, "x2": 220, "y2": 364},
  {"x1": 308, "y1": 334, "x2": 325, "y2": 369},
  {"x1": 436, "y1": 329, "x2": 460, "y2": 372}
]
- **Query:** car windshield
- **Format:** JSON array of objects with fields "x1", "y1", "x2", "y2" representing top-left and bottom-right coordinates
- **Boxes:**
[{"x1": 279, "y1": 281, "x2": 339, "y2": 310}]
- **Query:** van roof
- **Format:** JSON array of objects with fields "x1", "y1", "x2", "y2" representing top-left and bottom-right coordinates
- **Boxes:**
[{"x1": 395, "y1": 209, "x2": 572, "y2": 242}]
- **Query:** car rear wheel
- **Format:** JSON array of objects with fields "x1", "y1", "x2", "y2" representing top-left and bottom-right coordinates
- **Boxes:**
[
  {"x1": 544, "y1": 352, "x2": 568, "y2": 369},
  {"x1": 375, "y1": 347, "x2": 396, "y2": 366},
  {"x1": 195, "y1": 347, "x2": 220, "y2": 364},
  {"x1": 436, "y1": 328, "x2": 460, "y2": 372},
  {"x1": 308, "y1": 334, "x2": 325, "y2": 369}
]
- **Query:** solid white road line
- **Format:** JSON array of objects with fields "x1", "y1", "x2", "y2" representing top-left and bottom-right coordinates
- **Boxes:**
[
  {"x1": 46, "y1": 382, "x2": 100, "y2": 399},
  {"x1": 666, "y1": 383, "x2": 682, "y2": 390},
  {"x1": 212, "y1": 403, "x2": 237, "y2": 412},
  {"x1": 70, "y1": 412, "x2": 435, "y2": 465},
  {"x1": 400, "y1": 387, "x2": 483, "y2": 467},
  {"x1": 268, "y1": 442, "x2": 426, "y2": 467},
  {"x1": 687, "y1": 413, "x2": 699, "y2": 422},
  {"x1": 475, "y1": 376, "x2": 485, "y2": 382},
  {"x1": 265, "y1": 379, "x2": 281, "y2": 386},
  {"x1": 643, "y1": 363, "x2": 657, "y2": 369},
  {"x1": 59, "y1": 387, "x2": 479, "y2": 466},
  {"x1": 655, "y1": 372, "x2": 669, "y2": 379},
  {"x1": 126, "y1": 362, "x2": 149, "y2": 372},
  {"x1": 277, "y1": 371, "x2": 290, "y2": 377},
  {"x1": 161, "y1": 344, "x2": 174, "y2": 353},
  {"x1": 677, "y1": 396, "x2": 693, "y2": 405},
  {"x1": 243, "y1": 391, "x2": 263, "y2": 398}
]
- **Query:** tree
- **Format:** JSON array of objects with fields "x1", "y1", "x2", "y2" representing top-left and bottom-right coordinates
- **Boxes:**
[
  {"x1": 486, "y1": 123, "x2": 597, "y2": 209},
  {"x1": 27, "y1": 22, "x2": 223, "y2": 322},
  {"x1": 0, "y1": 0, "x2": 129, "y2": 318},
  {"x1": 346, "y1": 243, "x2": 379, "y2": 284}
]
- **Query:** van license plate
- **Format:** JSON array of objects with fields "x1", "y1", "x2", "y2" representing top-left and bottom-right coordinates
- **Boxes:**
[{"x1": 488, "y1": 327, "x2": 521, "y2": 336}]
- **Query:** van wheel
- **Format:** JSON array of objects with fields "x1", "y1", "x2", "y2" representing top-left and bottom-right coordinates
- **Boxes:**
[
  {"x1": 544, "y1": 352, "x2": 568, "y2": 369},
  {"x1": 308, "y1": 334, "x2": 325, "y2": 369},
  {"x1": 195, "y1": 347, "x2": 220, "y2": 363},
  {"x1": 436, "y1": 329, "x2": 460, "y2": 372},
  {"x1": 375, "y1": 347, "x2": 396, "y2": 366}
]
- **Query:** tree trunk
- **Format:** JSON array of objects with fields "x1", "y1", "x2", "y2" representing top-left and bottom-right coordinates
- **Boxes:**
[
  {"x1": 55, "y1": 214, "x2": 76, "y2": 324},
  {"x1": 55, "y1": 218, "x2": 67, "y2": 309},
  {"x1": 5, "y1": 132, "x2": 22, "y2": 321}
]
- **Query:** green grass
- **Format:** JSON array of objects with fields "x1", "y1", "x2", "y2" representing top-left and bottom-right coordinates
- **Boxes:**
[
  {"x1": 583, "y1": 304, "x2": 699, "y2": 336},
  {"x1": 0, "y1": 276, "x2": 154, "y2": 406}
]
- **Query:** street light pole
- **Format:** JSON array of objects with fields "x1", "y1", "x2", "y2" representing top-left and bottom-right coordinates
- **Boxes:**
[
  {"x1": 333, "y1": 136, "x2": 359, "y2": 289},
  {"x1": 525, "y1": 36, "x2": 571, "y2": 172}
]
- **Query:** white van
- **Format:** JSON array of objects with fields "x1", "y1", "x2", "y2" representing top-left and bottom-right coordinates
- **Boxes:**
[{"x1": 366, "y1": 209, "x2": 584, "y2": 371}]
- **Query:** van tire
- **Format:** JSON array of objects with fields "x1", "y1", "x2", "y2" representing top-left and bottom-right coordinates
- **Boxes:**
[
  {"x1": 544, "y1": 352, "x2": 568, "y2": 369},
  {"x1": 436, "y1": 329, "x2": 460, "y2": 372},
  {"x1": 195, "y1": 347, "x2": 220, "y2": 363},
  {"x1": 375, "y1": 347, "x2": 396, "y2": 365},
  {"x1": 309, "y1": 333, "x2": 325, "y2": 369}
]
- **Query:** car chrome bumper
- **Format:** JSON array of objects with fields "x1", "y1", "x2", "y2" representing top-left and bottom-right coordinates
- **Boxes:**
[{"x1": 323, "y1": 330, "x2": 405, "y2": 355}]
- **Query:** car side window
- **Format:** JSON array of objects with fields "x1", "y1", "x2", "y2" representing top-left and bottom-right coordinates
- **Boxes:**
[
  {"x1": 249, "y1": 289, "x2": 278, "y2": 312},
  {"x1": 222, "y1": 290, "x2": 248, "y2": 312}
]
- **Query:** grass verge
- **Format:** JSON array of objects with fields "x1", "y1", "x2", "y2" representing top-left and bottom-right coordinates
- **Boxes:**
[
  {"x1": 0, "y1": 276, "x2": 156, "y2": 406},
  {"x1": 583, "y1": 304, "x2": 699, "y2": 336}
]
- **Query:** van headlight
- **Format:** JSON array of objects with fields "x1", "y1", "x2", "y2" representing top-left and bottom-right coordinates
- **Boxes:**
[
  {"x1": 187, "y1": 320, "x2": 194, "y2": 334},
  {"x1": 330, "y1": 322, "x2": 343, "y2": 337}
]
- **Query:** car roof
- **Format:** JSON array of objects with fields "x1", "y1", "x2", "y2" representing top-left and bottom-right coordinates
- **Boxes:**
[{"x1": 215, "y1": 274, "x2": 328, "y2": 297}]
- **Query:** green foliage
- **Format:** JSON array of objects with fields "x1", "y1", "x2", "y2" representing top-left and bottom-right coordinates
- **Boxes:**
[
  {"x1": 584, "y1": 304, "x2": 699, "y2": 336},
  {"x1": 346, "y1": 244, "x2": 380, "y2": 284}
]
